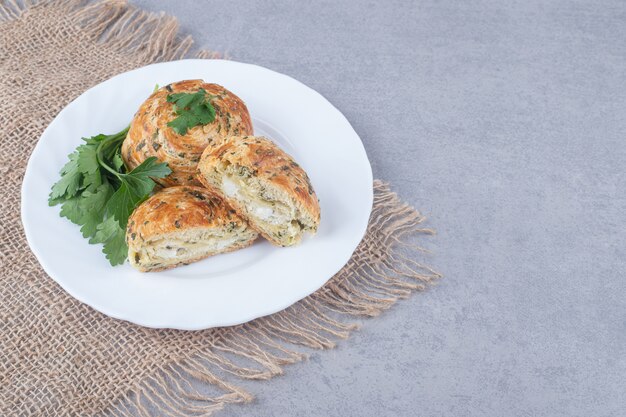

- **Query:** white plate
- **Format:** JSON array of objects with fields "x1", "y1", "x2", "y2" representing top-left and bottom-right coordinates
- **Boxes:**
[{"x1": 21, "y1": 59, "x2": 373, "y2": 330}]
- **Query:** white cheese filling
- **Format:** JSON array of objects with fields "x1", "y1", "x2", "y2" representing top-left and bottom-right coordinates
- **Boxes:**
[
  {"x1": 146, "y1": 235, "x2": 240, "y2": 261},
  {"x1": 222, "y1": 176, "x2": 240, "y2": 197},
  {"x1": 222, "y1": 176, "x2": 292, "y2": 225}
]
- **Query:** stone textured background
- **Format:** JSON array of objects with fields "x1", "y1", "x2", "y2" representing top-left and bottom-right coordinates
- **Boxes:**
[{"x1": 131, "y1": 1, "x2": 626, "y2": 416}]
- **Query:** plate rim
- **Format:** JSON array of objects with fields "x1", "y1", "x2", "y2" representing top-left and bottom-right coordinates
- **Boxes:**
[{"x1": 20, "y1": 59, "x2": 373, "y2": 330}]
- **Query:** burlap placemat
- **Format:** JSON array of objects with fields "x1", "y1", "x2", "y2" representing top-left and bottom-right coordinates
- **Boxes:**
[{"x1": 0, "y1": 1, "x2": 440, "y2": 415}]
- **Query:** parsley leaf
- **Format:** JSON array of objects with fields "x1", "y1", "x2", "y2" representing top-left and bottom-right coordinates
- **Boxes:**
[
  {"x1": 58, "y1": 182, "x2": 113, "y2": 239},
  {"x1": 166, "y1": 88, "x2": 216, "y2": 135},
  {"x1": 91, "y1": 216, "x2": 128, "y2": 266},
  {"x1": 59, "y1": 196, "x2": 84, "y2": 224},
  {"x1": 166, "y1": 114, "x2": 196, "y2": 136},
  {"x1": 105, "y1": 181, "x2": 139, "y2": 228},
  {"x1": 49, "y1": 152, "x2": 82, "y2": 204},
  {"x1": 112, "y1": 150, "x2": 124, "y2": 172},
  {"x1": 76, "y1": 143, "x2": 100, "y2": 175},
  {"x1": 78, "y1": 183, "x2": 114, "y2": 238},
  {"x1": 106, "y1": 157, "x2": 171, "y2": 228},
  {"x1": 49, "y1": 120, "x2": 171, "y2": 266}
]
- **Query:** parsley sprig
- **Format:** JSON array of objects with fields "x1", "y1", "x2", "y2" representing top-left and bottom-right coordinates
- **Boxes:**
[
  {"x1": 49, "y1": 127, "x2": 171, "y2": 265},
  {"x1": 166, "y1": 88, "x2": 216, "y2": 135}
]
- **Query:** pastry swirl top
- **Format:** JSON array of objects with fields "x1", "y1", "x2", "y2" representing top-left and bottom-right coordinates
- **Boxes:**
[{"x1": 122, "y1": 80, "x2": 253, "y2": 187}]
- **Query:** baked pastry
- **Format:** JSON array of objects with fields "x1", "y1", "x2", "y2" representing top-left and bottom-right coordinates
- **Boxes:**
[
  {"x1": 197, "y1": 136, "x2": 320, "y2": 246},
  {"x1": 126, "y1": 186, "x2": 258, "y2": 272},
  {"x1": 122, "y1": 80, "x2": 253, "y2": 187}
]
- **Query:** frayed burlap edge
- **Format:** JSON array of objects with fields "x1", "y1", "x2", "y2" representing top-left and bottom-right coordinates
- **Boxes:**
[
  {"x1": 0, "y1": 1, "x2": 440, "y2": 416},
  {"x1": 0, "y1": 0, "x2": 221, "y2": 60},
  {"x1": 102, "y1": 180, "x2": 440, "y2": 417}
]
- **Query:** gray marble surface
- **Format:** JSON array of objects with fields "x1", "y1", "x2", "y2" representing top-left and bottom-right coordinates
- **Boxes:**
[{"x1": 130, "y1": 1, "x2": 626, "y2": 416}]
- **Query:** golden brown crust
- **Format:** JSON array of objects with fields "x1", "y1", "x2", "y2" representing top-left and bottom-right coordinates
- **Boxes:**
[
  {"x1": 126, "y1": 186, "x2": 246, "y2": 243},
  {"x1": 122, "y1": 80, "x2": 253, "y2": 187},
  {"x1": 197, "y1": 135, "x2": 321, "y2": 246},
  {"x1": 126, "y1": 186, "x2": 258, "y2": 272},
  {"x1": 200, "y1": 136, "x2": 320, "y2": 222}
]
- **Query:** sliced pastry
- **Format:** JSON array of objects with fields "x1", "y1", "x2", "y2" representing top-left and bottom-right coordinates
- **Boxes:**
[
  {"x1": 197, "y1": 135, "x2": 320, "y2": 246},
  {"x1": 126, "y1": 186, "x2": 258, "y2": 272}
]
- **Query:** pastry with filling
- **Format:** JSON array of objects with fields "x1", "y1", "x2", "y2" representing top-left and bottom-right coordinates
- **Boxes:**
[
  {"x1": 122, "y1": 80, "x2": 253, "y2": 187},
  {"x1": 126, "y1": 186, "x2": 258, "y2": 272},
  {"x1": 197, "y1": 135, "x2": 320, "y2": 246}
]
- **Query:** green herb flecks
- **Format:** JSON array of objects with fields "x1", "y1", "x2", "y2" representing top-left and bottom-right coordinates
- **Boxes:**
[
  {"x1": 166, "y1": 88, "x2": 216, "y2": 135},
  {"x1": 49, "y1": 126, "x2": 171, "y2": 266}
]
